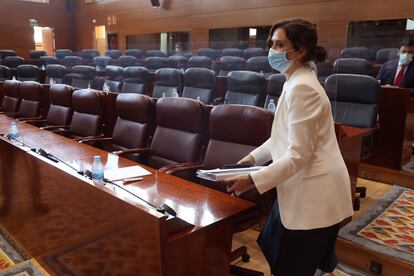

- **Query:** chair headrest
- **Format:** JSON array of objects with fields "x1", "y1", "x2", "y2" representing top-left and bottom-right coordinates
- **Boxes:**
[
  {"x1": 3, "y1": 80, "x2": 21, "y2": 97},
  {"x1": 340, "y1": 47, "x2": 369, "y2": 59},
  {"x1": 123, "y1": 66, "x2": 149, "y2": 80},
  {"x1": 247, "y1": 56, "x2": 273, "y2": 72},
  {"x1": 146, "y1": 50, "x2": 167, "y2": 57},
  {"x1": 184, "y1": 68, "x2": 216, "y2": 88},
  {"x1": 80, "y1": 49, "x2": 100, "y2": 60},
  {"x1": 71, "y1": 65, "x2": 97, "y2": 79},
  {"x1": 222, "y1": 48, "x2": 244, "y2": 57},
  {"x1": 244, "y1": 48, "x2": 266, "y2": 59},
  {"x1": 55, "y1": 49, "x2": 73, "y2": 59},
  {"x1": 116, "y1": 94, "x2": 153, "y2": 123},
  {"x1": 119, "y1": 56, "x2": 139, "y2": 67},
  {"x1": 20, "y1": 81, "x2": 41, "y2": 101},
  {"x1": 227, "y1": 71, "x2": 264, "y2": 95},
  {"x1": 188, "y1": 56, "x2": 212, "y2": 67},
  {"x1": 29, "y1": 50, "x2": 47, "y2": 60},
  {"x1": 17, "y1": 65, "x2": 39, "y2": 77},
  {"x1": 267, "y1": 74, "x2": 286, "y2": 96},
  {"x1": 333, "y1": 58, "x2": 372, "y2": 75},
  {"x1": 124, "y1": 49, "x2": 145, "y2": 59},
  {"x1": 220, "y1": 56, "x2": 246, "y2": 70},
  {"x1": 46, "y1": 64, "x2": 68, "y2": 78},
  {"x1": 105, "y1": 65, "x2": 123, "y2": 81},
  {"x1": 154, "y1": 68, "x2": 184, "y2": 87},
  {"x1": 72, "y1": 89, "x2": 104, "y2": 115},
  {"x1": 49, "y1": 84, "x2": 73, "y2": 107},
  {"x1": 105, "y1": 50, "x2": 121, "y2": 59}
]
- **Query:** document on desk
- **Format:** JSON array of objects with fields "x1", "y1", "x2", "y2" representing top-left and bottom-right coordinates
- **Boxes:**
[
  {"x1": 104, "y1": 165, "x2": 152, "y2": 181},
  {"x1": 196, "y1": 166, "x2": 264, "y2": 182}
]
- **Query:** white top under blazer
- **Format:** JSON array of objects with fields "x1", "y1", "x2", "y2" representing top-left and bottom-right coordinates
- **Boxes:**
[{"x1": 250, "y1": 67, "x2": 354, "y2": 230}]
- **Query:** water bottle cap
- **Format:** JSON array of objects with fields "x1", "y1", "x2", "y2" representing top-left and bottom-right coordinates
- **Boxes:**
[
  {"x1": 11, "y1": 122, "x2": 16, "y2": 126},
  {"x1": 270, "y1": 99, "x2": 274, "y2": 103},
  {"x1": 93, "y1": 155, "x2": 101, "y2": 162}
]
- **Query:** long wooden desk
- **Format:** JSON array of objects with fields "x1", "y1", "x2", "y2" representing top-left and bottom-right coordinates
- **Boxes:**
[{"x1": 0, "y1": 115, "x2": 254, "y2": 275}]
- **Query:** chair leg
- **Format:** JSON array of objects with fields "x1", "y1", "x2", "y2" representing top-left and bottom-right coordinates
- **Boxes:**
[
  {"x1": 356, "y1": 186, "x2": 366, "y2": 198},
  {"x1": 230, "y1": 245, "x2": 248, "y2": 262},
  {"x1": 230, "y1": 265, "x2": 264, "y2": 276}
]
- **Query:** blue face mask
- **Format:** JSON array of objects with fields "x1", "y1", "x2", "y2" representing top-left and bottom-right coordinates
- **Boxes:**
[
  {"x1": 268, "y1": 48, "x2": 294, "y2": 73},
  {"x1": 399, "y1": 52, "x2": 413, "y2": 65}
]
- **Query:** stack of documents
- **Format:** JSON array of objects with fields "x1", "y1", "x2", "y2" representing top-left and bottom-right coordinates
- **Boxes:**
[
  {"x1": 197, "y1": 166, "x2": 264, "y2": 182},
  {"x1": 104, "y1": 165, "x2": 152, "y2": 181}
]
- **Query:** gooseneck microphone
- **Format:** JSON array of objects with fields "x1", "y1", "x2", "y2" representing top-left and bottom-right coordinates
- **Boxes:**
[{"x1": 37, "y1": 148, "x2": 86, "y2": 176}]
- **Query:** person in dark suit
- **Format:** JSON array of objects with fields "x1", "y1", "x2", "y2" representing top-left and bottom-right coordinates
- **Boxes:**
[{"x1": 377, "y1": 37, "x2": 414, "y2": 95}]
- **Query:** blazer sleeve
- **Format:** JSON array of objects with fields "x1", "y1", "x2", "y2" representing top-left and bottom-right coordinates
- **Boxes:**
[
  {"x1": 250, "y1": 138, "x2": 272, "y2": 165},
  {"x1": 250, "y1": 83, "x2": 321, "y2": 194}
]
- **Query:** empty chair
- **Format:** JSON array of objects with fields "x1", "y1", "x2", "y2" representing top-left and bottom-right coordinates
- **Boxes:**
[
  {"x1": 246, "y1": 56, "x2": 273, "y2": 77},
  {"x1": 264, "y1": 73, "x2": 286, "y2": 109},
  {"x1": 105, "y1": 49, "x2": 121, "y2": 59},
  {"x1": 94, "y1": 56, "x2": 113, "y2": 72},
  {"x1": 118, "y1": 55, "x2": 139, "y2": 68},
  {"x1": 39, "y1": 56, "x2": 59, "y2": 66},
  {"x1": 64, "y1": 56, "x2": 83, "y2": 68},
  {"x1": 0, "y1": 50, "x2": 16, "y2": 60},
  {"x1": 244, "y1": 48, "x2": 266, "y2": 59},
  {"x1": 124, "y1": 49, "x2": 145, "y2": 60},
  {"x1": 198, "y1": 48, "x2": 218, "y2": 60},
  {"x1": 219, "y1": 56, "x2": 246, "y2": 76},
  {"x1": 2, "y1": 56, "x2": 25, "y2": 69},
  {"x1": 168, "y1": 55, "x2": 188, "y2": 69},
  {"x1": 222, "y1": 48, "x2": 244, "y2": 58},
  {"x1": 316, "y1": 61, "x2": 334, "y2": 83},
  {"x1": 188, "y1": 56, "x2": 212, "y2": 69},
  {"x1": 104, "y1": 66, "x2": 124, "y2": 92},
  {"x1": 16, "y1": 65, "x2": 40, "y2": 82},
  {"x1": 182, "y1": 68, "x2": 216, "y2": 104},
  {"x1": 375, "y1": 48, "x2": 399, "y2": 64},
  {"x1": 146, "y1": 50, "x2": 167, "y2": 57},
  {"x1": 324, "y1": 74, "x2": 380, "y2": 128},
  {"x1": 225, "y1": 71, "x2": 264, "y2": 106},
  {"x1": 45, "y1": 64, "x2": 68, "y2": 84},
  {"x1": 333, "y1": 58, "x2": 372, "y2": 75},
  {"x1": 144, "y1": 57, "x2": 170, "y2": 73},
  {"x1": 65, "y1": 65, "x2": 97, "y2": 89},
  {"x1": 29, "y1": 50, "x2": 47, "y2": 60},
  {"x1": 0, "y1": 80, "x2": 21, "y2": 113},
  {"x1": 14, "y1": 81, "x2": 43, "y2": 119},
  {"x1": 340, "y1": 47, "x2": 370, "y2": 60},
  {"x1": 120, "y1": 66, "x2": 149, "y2": 94},
  {"x1": 80, "y1": 49, "x2": 100, "y2": 61},
  {"x1": 0, "y1": 65, "x2": 10, "y2": 81},
  {"x1": 152, "y1": 68, "x2": 184, "y2": 98}
]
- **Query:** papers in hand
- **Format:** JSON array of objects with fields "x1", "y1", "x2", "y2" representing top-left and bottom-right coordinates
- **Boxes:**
[
  {"x1": 197, "y1": 166, "x2": 264, "y2": 182},
  {"x1": 104, "y1": 165, "x2": 151, "y2": 181}
]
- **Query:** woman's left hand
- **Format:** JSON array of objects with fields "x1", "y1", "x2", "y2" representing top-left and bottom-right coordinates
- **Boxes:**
[{"x1": 226, "y1": 174, "x2": 257, "y2": 196}]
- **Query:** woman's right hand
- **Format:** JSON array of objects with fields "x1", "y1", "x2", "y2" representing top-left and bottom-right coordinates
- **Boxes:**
[{"x1": 237, "y1": 154, "x2": 255, "y2": 166}]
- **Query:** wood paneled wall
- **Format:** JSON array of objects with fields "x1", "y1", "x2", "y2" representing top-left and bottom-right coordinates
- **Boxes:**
[
  {"x1": 0, "y1": 0, "x2": 75, "y2": 59},
  {"x1": 73, "y1": 0, "x2": 414, "y2": 56}
]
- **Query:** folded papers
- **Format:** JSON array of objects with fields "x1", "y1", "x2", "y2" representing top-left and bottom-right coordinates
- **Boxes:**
[
  {"x1": 196, "y1": 166, "x2": 264, "y2": 181},
  {"x1": 104, "y1": 165, "x2": 152, "y2": 181}
]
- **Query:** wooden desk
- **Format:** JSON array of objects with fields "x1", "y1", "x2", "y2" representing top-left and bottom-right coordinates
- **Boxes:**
[{"x1": 0, "y1": 115, "x2": 253, "y2": 275}]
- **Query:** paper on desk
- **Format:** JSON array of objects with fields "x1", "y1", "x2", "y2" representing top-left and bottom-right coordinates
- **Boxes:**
[
  {"x1": 197, "y1": 166, "x2": 264, "y2": 182},
  {"x1": 104, "y1": 165, "x2": 152, "y2": 181}
]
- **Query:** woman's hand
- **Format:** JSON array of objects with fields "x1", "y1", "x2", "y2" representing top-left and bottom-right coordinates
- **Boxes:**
[
  {"x1": 226, "y1": 174, "x2": 257, "y2": 196},
  {"x1": 237, "y1": 154, "x2": 255, "y2": 166}
]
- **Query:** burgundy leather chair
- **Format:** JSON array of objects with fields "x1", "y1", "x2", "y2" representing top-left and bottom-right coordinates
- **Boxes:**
[
  {"x1": 0, "y1": 80, "x2": 21, "y2": 114},
  {"x1": 13, "y1": 81, "x2": 43, "y2": 120}
]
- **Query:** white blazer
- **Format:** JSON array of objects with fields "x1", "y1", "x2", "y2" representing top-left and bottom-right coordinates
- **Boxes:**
[{"x1": 250, "y1": 67, "x2": 354, "y2": 230}]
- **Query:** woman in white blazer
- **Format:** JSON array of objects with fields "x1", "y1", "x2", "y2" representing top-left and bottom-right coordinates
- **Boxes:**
[{"x1": 227, "y1": 19, "x2": 354, "y2": 275}]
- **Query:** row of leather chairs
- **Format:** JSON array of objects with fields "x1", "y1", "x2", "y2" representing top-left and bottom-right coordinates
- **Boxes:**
[{"x1": 340, "y1": 47, "x2": 398, "y2": 64}]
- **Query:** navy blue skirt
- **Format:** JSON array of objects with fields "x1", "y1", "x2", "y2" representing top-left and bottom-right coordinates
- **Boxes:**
[{"x1": 257, "y1": 199, "x2": 339, "y2": 276}]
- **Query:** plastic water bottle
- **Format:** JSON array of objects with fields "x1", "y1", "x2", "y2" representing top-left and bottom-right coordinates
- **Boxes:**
[
  {"x1": 102, "y1": 81, "x2": 110, "y2": 93},
  {"x1": 172, "y1": 90, "x2": 179, "y2": 98},
  {"x1": 49, "y1": 78, "x2": 55, "y2": 85},
  {"x1": 41, "y1": 65, "x2": 45, "y2": 70},
  {"x1": 87, "y1": 83, "x2": 91, "y2": 89},
  {"x1": 162, "y1": 92, "x2": 166, "y2": 98},
  {"x1": 91, "y1": 156, "x2": 104, "y2": 185},
  {"x1": 267, "y1": 99, "x2": 276, "y2": 113},
  {"x1": 196, "y1": 96, "x2": 201, "y2": 101},
  {"x1": 12, "y1": 76, "x2": 16, "y2": 81},
  {"x1": 8, "y1": 122, "x2": 19, "y2": 138}
]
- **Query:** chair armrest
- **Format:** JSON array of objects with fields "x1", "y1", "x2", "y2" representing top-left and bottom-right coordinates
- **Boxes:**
[
  {"x1": 161, "y1": 162, "x2": 204, "y2": 174},
  {"x1": 78, "y1": 137, "x2": 113, "y2": 144},
  {"x1": 41, "y1": 125, "x2": 70, "y2": 131},
  {"x1": 22, "y1": 119, "x2": 47, "y2": 126},
  {"x1": 74, "y1": 134, "x2": 104, "y2": 142},
  {"x1": 0, "y1": 111, "x2": 18, "y2": 116},
  {"x1": 113, "y1": 147, "x2": 150, "y2": 156},
  {"x1": 18, "y1": 115, "x2": 43, "y2": 121}
]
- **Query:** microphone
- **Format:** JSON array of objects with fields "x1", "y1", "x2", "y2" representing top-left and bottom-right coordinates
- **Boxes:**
[
  {"x1": 1, "y1": 133, "x2": 36, "y2": 151},
  {"x1": 84, "y1": 170, "x2": 177, "y2": 217}
]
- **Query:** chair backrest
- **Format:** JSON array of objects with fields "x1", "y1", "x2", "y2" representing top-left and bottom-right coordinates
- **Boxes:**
[
  {"x1": 149, "y1": 97, "x2": 205, "y2": 169},
  {"x1": 0, "y1": 65, "x2": 10, "y2": 81},
  {"x1": 264, "y1": 73, "x2": 286, "y2": 108},
  {"x1": 39, "y1": 56, "x2": 59, "y2": 66},
  {"x1": 188, "y1": 56, "x2": 212, "y2": 69},
  {"x1": 146, "y1": 50, "x2": 167, "y2": 58},
  {"x1": 225, "y1": 71, "x2": 264, "y2": 106},
  {"x1": 152, "y1": 68, "x2": 184, "y2": 98},
  {"x1": 168, "y1": 55, "x2": 188, "y2": 69},
  {"x1": 197, "y1": 48, "x2": 218, "y2": 60},
  {"x1": 244, "y1": 48, "x2": 266, "y2": 59},
  {"x1": 70, "y1": 89, "x2": 104, "y2": 137},
  {"x1": 93, "y1": 56, "x2": 113, "y2": 71},
  {"x1": 46, "y1": 84, "x2": 74, "y2": 126},
  {"x1": 45, "y1": 64, "x2": 68, "y2": 84},
  {"x1": 105, "y1": 65, "x2": 123, "y2": 92},
  {"x1": 118, "y1": 56, "x2": 139, "y2": 68},
  {"x1": 246, "y1": 56, "x2": 273, "y2": 74},
  {"x1": 316, "y1": 61, "x2": 334, "y2": 83},
  {"x1": 68, "y1": 65, "x2": 97, "y2": 88},
  {"x1": 112, "y1": 94, "x2": 154, "y2": 148},
  {"x1": 124, "y1": 49, "x2": 145, "y2": 60},
  {"x1": 144, "y1": 57, "x2": 169, "y2": 72},
  {"x1": 340, "y1": 47, "x2": 370, "y2": 60},
  {"x1": 55, "y1": 49, "x2": 73, "y2": 60},
  {"x1": 1, "y1": 80, "x2": 21, "y2": 112},
  {"x1": 105, "y1": 50, "x2": 121, "y2": 59},
  {"x1": 333, "y1": 58, "x2": 372, "y2": 75},
  {"x1": 64, "y1": 56, "x2": 83, "y2": 68},
  {"x1": 120, "y1": 66, "x2": 149, "y2": 94},
  {"x1": 0, "y1": 50, "x2": 16, "y2": 59},
  {"x1": 29, "y1": 50, "x2": 47, "y2": 60},
  {"x1": 16, "y1": 65, "x2": 40, "y2": 81},
  {"x1": 222, "y1": 48, "x2": 244, "y2": 58},
  {"x1": 80, "y1": 49, "x2": 100, "y2": 61},
  {"x1": 375, "y1": 48, "x2": 399, "y2": 64},
  {"x1": 219, "y1": 56, "x2": 246, "y2": 76},
  {"x1": 182, "y1": 68, "x2": 216, "y2": 104},
  {"x1": 324, "y1": 74, "x2": 380, "y2": 128},
  {"x1": 18, "y1": 81, "x2": 42, "y2": 118},
  {"x1": 3, "y1": 56, "x2": 25, "y2": 69}
]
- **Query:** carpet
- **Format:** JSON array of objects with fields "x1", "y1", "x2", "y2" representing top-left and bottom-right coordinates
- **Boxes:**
[
  {"x1": 0, "y1": 231, "x2": 26, "y2": 270},
  {"x1": 339, "y1": 185, "x2": 414, "y2": 263},
  {"x1": 0, "y1": 260, "x2": 48, "y2": 276}
]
